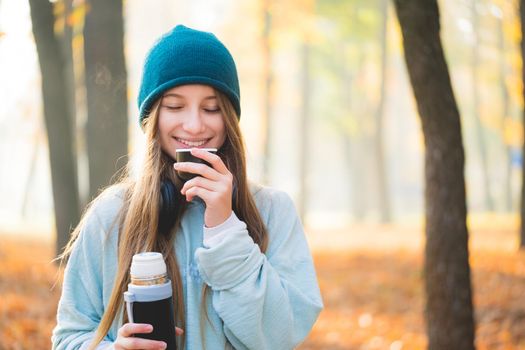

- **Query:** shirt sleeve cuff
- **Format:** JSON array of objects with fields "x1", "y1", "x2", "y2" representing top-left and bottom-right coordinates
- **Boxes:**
[{"x1": 203, "y1": 211, "x2": 243, "y2": 248}]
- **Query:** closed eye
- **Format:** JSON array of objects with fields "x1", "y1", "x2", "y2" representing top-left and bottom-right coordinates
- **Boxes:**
[
  {"x1": 163, "y1": 105, "x2": 182, "y2": 110},
  {"x1": 204, "y1": 108, "x2": 221, "y2": 113}
]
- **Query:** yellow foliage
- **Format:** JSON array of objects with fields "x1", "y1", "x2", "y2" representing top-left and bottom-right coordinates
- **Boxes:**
[
  {"x1": 506, "y1": 77, "x2": 524, "y2": 113},
  {"x1": 503, "y1": 117, "x2": 524, "y2": 147},
  {"x1": 69, "y1": 3, "x2": 87, "y2": 29}
]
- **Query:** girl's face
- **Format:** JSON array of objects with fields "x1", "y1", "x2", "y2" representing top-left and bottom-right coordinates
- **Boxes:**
[{"x1": 158, "y1": 84, "x2": 226, "y2": 159}]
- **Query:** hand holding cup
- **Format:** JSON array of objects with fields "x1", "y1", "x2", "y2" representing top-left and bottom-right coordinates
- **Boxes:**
[{"x1": 173, "y1": 148, "x2": 233, "y2": 227}]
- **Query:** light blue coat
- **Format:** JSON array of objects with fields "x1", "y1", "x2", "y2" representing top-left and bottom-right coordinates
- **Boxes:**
[{"x1": 52, "y1": 184, "x2": 323, "y2": 350}]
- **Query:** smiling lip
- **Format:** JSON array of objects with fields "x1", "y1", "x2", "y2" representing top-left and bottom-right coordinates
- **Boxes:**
[{"x1": 174, "y1": 137, "x2": 211, "y2": 148}]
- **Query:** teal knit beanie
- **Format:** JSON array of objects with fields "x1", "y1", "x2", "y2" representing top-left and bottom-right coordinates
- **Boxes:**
[{"x1": 138, "y1": 25, "x2": 241, "y2": 123}]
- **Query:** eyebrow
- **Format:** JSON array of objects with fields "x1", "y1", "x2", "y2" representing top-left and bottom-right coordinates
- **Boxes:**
[{"x1": 162, "y1": 93, "x2": 217, "y2": 100}]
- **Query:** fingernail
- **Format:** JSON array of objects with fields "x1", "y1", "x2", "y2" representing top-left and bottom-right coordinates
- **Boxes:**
[
  {"x1": 161, "y1": 342, "x2": 167, "y2": 349},
  {"x1": 147, "y1": 325, "x2": 153, "y2": 331},
  {"x1": 173, "y1": 163, "x2": 180, "y2": 168}
]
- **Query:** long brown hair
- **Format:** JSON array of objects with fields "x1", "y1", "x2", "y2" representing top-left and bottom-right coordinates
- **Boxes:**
[{"x1": 60, "y1": 88, "x2": 268, "y2": 349}]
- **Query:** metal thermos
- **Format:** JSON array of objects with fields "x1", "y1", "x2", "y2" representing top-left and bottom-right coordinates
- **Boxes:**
[{"x1": 124, "y1": 252, "x2": 177, "y2": 350}]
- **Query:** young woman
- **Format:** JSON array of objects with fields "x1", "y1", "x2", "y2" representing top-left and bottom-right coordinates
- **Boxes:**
[{"x1": 52, "y1": 25, "x2": 323, "y2": 350}]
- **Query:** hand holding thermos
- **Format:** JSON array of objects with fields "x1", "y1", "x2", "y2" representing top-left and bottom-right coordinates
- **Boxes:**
[{"x1": 114, "y1": 323, "x2": 183, "y2": 350}]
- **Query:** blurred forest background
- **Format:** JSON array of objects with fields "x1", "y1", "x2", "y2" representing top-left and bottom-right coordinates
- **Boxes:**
[{"x1": 1, "y1": 0, "x2": 525, "y2": 349}]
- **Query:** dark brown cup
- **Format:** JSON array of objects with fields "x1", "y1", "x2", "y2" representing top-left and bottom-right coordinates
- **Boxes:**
[{"x1": 175, "y1": 148, "x2": 217, "y2": 181}]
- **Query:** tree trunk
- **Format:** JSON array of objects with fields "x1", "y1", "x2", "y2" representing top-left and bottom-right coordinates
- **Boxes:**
[
  {"x1": 341, "y1": 132, "x2": 366, "y2": 220},
  {"x1": 374, "y1": 0, "x2": 391, "y2": 223},
  {"x1": 29, "y1": 0, "x2": 81, "y2": 258},
  {"x1": 57, "y1": 0, "x2": 84, "y2": 205},
  {"x1": 393, "y1": 1, "x2": 476, "y2": 349},
  {"x1": 341, "y1": 59, "x2": 367, "y2": 221},
  {"x1": 298, "y1": 42, "x2": 311, "y2": 222},
  {"x1": 520, "y1": 0, "x2": 525, "y2": 249},
  {"x1": 496, "y1": 12, "x2": 512, "y2": 212},
  {"x1": 84, "y1": 0, "x2": 128, "y2": 200},
  {"x1": 58, "y1": 0, "x2": 77, "y2": 135},
  {"x1": 471, "y1": 1, "x2": 494, "y2": 212},
  {"x1": 261, "y1": 0, "x2": 273, "y2": 185}
]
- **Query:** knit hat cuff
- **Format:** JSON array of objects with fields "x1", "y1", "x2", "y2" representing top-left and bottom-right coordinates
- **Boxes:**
[{"x1": 139, "y1": 76, "x2": 241, "y2": 122}]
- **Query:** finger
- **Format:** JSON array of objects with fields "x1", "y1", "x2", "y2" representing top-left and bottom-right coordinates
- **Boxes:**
[
  {"x1": 175, "y1": 327, "x2": 184, "y2": 336},
  {"x1": 174, "y1": 162, "x2": 219, "y2": 180},
  {"x1": 181, "y1": 176, "x2": 228, "y2": 195},
  {"x1": 118, "y1": 323, "x2": 153, "y2": 337},
  {"x1": 185, "y1": 186, "x2": 216, "y2": 203},
  {"x1": 190, "y1": 148, "x2": 229, "y2": 175},
  {"x1": 120, "y1": 336, "x2": 167, "y2": 350}
]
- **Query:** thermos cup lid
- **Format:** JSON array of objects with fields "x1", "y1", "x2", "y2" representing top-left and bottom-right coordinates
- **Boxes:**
[
  {"x1": 130, "y1": 252, "x2": 167, "y2": 279},
  {"x1": 175, "y1": 148, "x2": 217, "y2": 153}
]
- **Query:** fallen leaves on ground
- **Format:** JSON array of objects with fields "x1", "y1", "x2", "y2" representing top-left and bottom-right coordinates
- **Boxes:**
[
  {"x1": 0, "y1": 227, "x2": 524, "y2": 350},
  {"x1": 0, "y1": 237, "x2": 61, "y2": 349}
]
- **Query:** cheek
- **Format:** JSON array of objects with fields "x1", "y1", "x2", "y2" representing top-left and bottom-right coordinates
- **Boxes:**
[
  {"x1": 212, "y1": 114, "x2": 226, "y2": 134},
  {"x1": 158, "y1": 113, "x2": 169, "y2": 133},
  {"x1": 158, "y1": 114, "x2": 174, "y2": 149},
  {"x1": 158, "y1": 112, "x2": 178, "y2": 135},
  {"x1": 214, "y1": 119, "x2": 227, "y2": 143}
]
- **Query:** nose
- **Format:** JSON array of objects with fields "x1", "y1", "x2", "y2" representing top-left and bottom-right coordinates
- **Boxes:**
[{"x1": 182, "y1": 107, "x2": 205, "y2": 134}]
